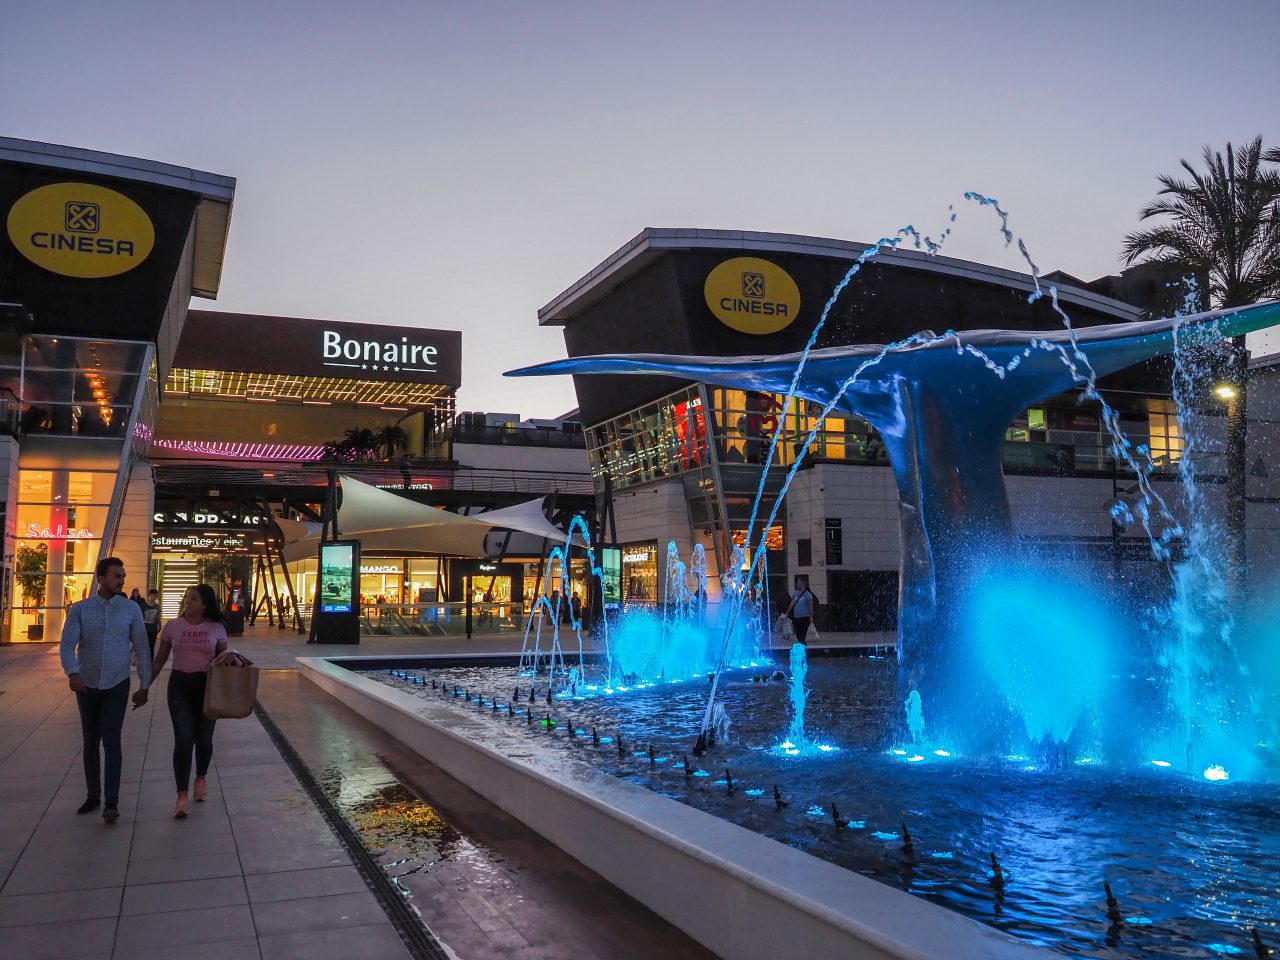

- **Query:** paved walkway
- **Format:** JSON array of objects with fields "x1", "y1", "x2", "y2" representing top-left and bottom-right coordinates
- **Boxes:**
[{"x1": 0, "y1": 642, "x2": 410, "y2": 960}]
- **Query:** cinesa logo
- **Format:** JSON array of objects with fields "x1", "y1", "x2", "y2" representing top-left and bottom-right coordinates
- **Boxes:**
[
  {"x1": 703, "y1": 257, "x2": 801, "y2": 335},
  {"x1": 6, "y1": 182, "x2": 156, "y2": 279},
  {"x1": 322, "y1": 331, "x2": 438, "y2": 372}
]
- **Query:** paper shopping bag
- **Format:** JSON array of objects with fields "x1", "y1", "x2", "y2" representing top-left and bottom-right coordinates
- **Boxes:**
[{"x1": 203, "y1": 659, "x2": 259, "y2": 720}]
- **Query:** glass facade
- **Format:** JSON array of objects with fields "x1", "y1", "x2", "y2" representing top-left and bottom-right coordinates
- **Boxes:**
[
  {"x1": 8, "y1": 468, "x2": 116, "y2": 642},
  {"x1": 0, "y1": 335, "x2": 151, "y2": 439}
]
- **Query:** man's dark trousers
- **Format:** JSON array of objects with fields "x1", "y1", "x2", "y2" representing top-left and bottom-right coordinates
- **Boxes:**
[{"x1": 75, "y1": 679, "x2": 130, "y2": 807}]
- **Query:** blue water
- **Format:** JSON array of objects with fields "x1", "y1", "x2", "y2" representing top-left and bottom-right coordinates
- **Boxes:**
[{"x1": 368, "y1": 657, "x2": 1279, "y2": 959}]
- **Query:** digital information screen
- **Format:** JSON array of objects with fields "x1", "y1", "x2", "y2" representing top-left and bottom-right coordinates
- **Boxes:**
[
  {"x1": 601, "y1": 547, "x2": 621, "y2": 611},
  {"x1": 318, "y1": 542, "x2": 356, "y2": 614}
]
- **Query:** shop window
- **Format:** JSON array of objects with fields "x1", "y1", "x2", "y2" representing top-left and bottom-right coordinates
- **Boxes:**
[{"x1": 1148, "y1": 410, "x2": 1183, "y2": 465}]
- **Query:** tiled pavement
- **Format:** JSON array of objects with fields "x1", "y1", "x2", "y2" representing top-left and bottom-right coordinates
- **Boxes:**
[
  {"x1": 0, "y1": 631, "x2": 722, "y2": 959},
  {"x1": 0, "y1": 642, "x2": 410, "y2": 960}
]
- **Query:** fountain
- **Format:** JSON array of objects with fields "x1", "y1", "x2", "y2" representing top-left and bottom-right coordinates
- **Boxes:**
[{"x1": 304, "y1": 204, "x2": 1280, "y2": 959}]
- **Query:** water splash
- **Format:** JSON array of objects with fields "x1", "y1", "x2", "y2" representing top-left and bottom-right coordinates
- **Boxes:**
[
  {"x1": 787, "y1": 642, "x2": 810, "y2": 750},
  {"x1": 905, "y1": 690, "x2": 925, "y2": 748}
]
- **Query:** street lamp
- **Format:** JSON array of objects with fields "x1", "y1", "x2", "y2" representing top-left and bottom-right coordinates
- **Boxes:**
[{"x1": 1216, "y1": 374, "x2": 1246, "y2": 607}]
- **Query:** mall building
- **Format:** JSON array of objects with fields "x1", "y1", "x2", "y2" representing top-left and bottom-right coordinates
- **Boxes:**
[
  {"x1": 1, "y1": 137, "x2": 591, "y2": 643},
  {"x1": 539, "y1": 228, "x2": 1280, "y2": 629}
]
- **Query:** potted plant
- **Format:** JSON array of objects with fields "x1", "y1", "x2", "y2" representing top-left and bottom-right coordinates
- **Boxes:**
[{"x1": 15, "y1": 543, "x2": 48, "y2": 640}]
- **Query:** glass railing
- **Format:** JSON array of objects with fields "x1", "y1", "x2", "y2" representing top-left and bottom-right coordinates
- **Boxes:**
[{"x1": 354, "y1": 601, "x2": 529, "y2": 637}]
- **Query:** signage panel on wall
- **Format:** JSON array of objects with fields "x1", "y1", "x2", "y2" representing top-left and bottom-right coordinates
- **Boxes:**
[
  {"x1": 703, "y1": 257, "x2": 801, "y2": 335},
  {"x1": 824, "y1": 518, "x2": 843, "y2": 566},
  {"x1": 6, "y1": 182, "x2": 156, "y2": 278},
  {"x1": 151, "y1": 529, "x2": 250, "y2": 551},
  {"x1": 175, "y1": 311, "x2": 462, "y2": 387}
]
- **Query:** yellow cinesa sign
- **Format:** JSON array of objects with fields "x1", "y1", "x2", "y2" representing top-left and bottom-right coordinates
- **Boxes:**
[
  {"x1": 6, "y1": 182, "x2": 155, "y2": 279},
  {"x1": 704, "y1": 257, "x2": 801, "y2": 335}
]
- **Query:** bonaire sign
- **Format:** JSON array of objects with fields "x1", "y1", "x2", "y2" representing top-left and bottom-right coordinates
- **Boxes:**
[
  {"x1": 322, "y1": 330, "x2": 439, "y2": 373},
  {"x1": 173, "y1": 313, "x2": 462, "y2": 387}
]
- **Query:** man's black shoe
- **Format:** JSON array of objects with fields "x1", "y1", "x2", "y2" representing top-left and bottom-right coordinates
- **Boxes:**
[
  {"x1": 76, "y1": 798, "x2": 100, "y2": 815},
  {"x1": 102, "y1": 807, "x2": 119, "y2": 823}
]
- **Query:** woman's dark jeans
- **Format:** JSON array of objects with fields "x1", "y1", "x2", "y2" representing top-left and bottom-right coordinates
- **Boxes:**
[{"x1": 167, "y1": 670, "x2": 216, "y2": 791}]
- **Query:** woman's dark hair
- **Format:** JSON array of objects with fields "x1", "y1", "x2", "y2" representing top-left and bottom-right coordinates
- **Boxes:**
[{"x1": 192, "y1": 583, "x2": 225, "y2": 623}]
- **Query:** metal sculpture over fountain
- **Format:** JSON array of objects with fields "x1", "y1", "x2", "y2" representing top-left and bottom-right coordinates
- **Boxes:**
[{"x1": 508, "y1": 300, "x2": 1280, "y2": 734}]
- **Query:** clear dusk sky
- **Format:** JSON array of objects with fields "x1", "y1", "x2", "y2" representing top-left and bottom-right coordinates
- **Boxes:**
[{"x1": 4, "y1": 0, "x2": 1279, "y2": 416}]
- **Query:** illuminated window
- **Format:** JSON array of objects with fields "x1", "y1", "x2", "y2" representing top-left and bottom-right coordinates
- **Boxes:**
[{"x1": 1148, "y1": 410, "x2": 1183, "y2": 465}]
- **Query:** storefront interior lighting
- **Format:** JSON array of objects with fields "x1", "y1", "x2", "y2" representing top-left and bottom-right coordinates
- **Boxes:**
[{"x1": 1214, "y1": 384, "x2": 1238, "y2": 400}]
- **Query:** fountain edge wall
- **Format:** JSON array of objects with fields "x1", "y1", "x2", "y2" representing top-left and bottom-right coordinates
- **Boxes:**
[{"x1": 297, "y1": 656, "x2": 1042, "y2": 960}]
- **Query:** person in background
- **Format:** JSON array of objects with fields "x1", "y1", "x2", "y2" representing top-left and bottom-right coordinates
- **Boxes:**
[
  {"x1": 60, "y1": 557, "x2": 151, "y2": 823},
  {"x1": 784, "y1": 575, "x2": 819, "y2": 645},
  {"x1": 141, "y1": 589, "x2": 162, "y2": 662},
  {"x1": 151, "y1": 584, "x2": 227, "y2": 819},
  {"x1": 570, "y1": 591, "x2": 583, "y2": 625},
  {"x1": 129, "y1": 587, "x2": 146, "y2": 610}
]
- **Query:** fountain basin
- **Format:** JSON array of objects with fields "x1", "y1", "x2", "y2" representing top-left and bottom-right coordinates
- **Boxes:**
[{"x1": 299, "y1": 654, "x2": 1040, "y2": 960}]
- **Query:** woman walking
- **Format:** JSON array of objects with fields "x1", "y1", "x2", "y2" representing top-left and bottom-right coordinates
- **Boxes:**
[{"x1": 151, "y1": 584, "x2": 227, "y2": 818}]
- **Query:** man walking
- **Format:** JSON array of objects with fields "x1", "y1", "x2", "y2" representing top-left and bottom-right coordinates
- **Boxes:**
[{"x1": 60, "y1": 557, "x2": 152, "y2": 823}]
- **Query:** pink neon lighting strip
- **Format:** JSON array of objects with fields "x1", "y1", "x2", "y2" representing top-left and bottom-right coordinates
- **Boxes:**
[{"x1": 152, "y1": 439, "x2": 326, "y2": 461}]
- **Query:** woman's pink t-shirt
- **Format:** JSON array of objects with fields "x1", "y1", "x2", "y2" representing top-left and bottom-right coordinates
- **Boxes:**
[{"x1": 161, "y1": 618, "x2": 228, "y2": 673}]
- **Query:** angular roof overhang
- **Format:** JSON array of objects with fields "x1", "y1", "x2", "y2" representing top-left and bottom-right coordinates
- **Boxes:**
[
  {"x1": 537, "y1": 227, "x2": 1141, "y2": 327},
  {"x1": 0, "y1": 137, "x2": 236, "y2": 299}
]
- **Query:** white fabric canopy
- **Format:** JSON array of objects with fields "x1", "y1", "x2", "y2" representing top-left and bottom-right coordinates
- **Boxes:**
[
  {"x1": 474, "y1": 498, "x2": 587, "y2": 547},
  {"x1": 279, "y1": 478, "x2": 580, "y2": 562}
]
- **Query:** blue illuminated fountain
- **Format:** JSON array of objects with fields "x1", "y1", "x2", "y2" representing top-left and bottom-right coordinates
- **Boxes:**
[{"x1": 509, "y1": 264, "x2": 1280, "y2": 776}]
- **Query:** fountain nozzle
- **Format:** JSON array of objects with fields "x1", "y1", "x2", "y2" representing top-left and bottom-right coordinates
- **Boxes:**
[
  {"x1": 991, "y1": 853, "x2": 1006, "y2": 891},
  {"x1": 527, "y1": 710, "x2": 533, "y2": 726},
  {"x1": 1250, "y1": 927, "x2": 1271, "y2": 958},
  {"x1": 592, "y1": 726, "x2": 600, "y2": 746},
  {"x1": 684, "y1": 755, "x2": 692, "y2": 778},
  {"x1": 901, "y1": 823, "x2": 914, "y2": 855},
  {"x1": 546, "y1": 686, "x2": 554, "y2": 705},
  {"x1": 692, "y1": 731, "x2": 709, "y2": 756},
  {"x1": 648, "y1": 744, "x2": 656, "y2": 766},
  {"x1": 617, "y1": 733, "x2": 625, "y2": 757},
  {"x1": 1103, "y1": 882, "x2": 1122, "y2": 924},
  {"x1": 831, "y1": 803, "x2": 843, "y2": 830},
  {"x1": 773, "y1": 785, "x2": 788, "y2": 811},
  {"x1": 508, "y1": 702, "x2": 514, "y2": 717},
  {"x1": 724, "y1": 769, "x2": 734, "y2": 795}
]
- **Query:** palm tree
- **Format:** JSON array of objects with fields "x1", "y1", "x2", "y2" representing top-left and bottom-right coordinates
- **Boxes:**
[
  {"x1": 1122, "y1": 137, "x2": 1280, "y2": 600},
  {"x1": 342, "y1": 427, "x2": 378, "y2": 461},
  {"x1": 374, "y1": 424, "x2": 409, "y2": 460},
  {"x1": 1122, "y1": 137, "x2": 1280, "y2": 308}
]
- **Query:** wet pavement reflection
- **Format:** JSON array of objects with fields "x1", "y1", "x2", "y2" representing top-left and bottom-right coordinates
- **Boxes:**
[{"x1": 259, "y1": 671, "x2": 714, "y2": 960}]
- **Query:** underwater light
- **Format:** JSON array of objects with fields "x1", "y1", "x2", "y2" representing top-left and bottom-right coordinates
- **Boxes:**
[
  {"x1": 1203, "y1": 765, "x2": 1229, "y2": 782},
  {"x1": 1151, "y1": 760, "x2": 1172, "y2": 768},
  {"x1": 1075, "y1": 757, "x2": 1096, "y2": 765},
  {"x1": 780, "y1": 740, "x2": 795, "y2": 749},
  {"x1": 908, "y1": 755, "x2": 925, "y2": 762},
  {"x1": 1205, "y1": 943, "x2": 1244, "y2": 955},
  {"x1": 818, "y1": 745, "x2": 835, "y2": 753},
  {"x1": 933, "y1": 749, "x2": 951, "y2": 757},
  {"x1": 892, "y1": 749, "x2": 908, "y2": 756}
]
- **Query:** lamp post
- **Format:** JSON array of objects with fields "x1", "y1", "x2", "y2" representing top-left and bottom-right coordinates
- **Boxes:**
[{"x1": 1215, "y1": 368, "x2": 1247, "y2": 606}]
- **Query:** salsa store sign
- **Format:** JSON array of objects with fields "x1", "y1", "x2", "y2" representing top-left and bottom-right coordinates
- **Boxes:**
[
  {"x1": 151, "y1": 529, "x2": 250, "y2": 551},
  {"x1": 175, "y1": 312, "x2": 462, "y2": 387},
  {"x1": 6, "y1": 182, "x2": 156, "y2": 279}
]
